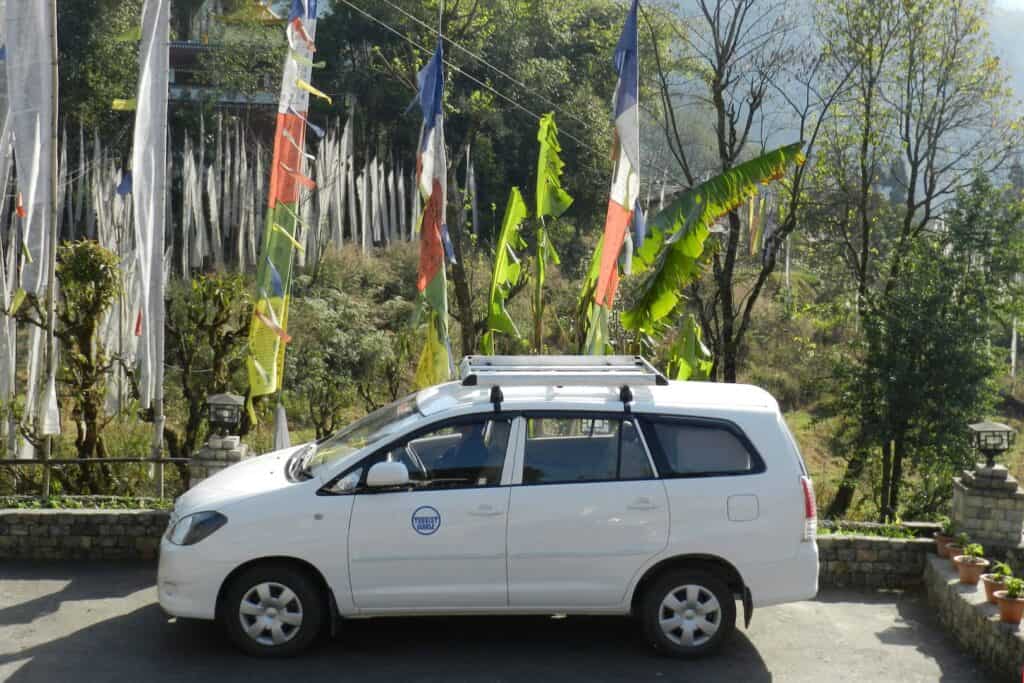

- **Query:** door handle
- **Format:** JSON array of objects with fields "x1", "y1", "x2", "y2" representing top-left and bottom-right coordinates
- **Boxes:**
[
  {"x1": 627, "y1": 497, "x2": 659, "y2": 511},
  {"x1": 468, "y1": 504, "x2": 505, "y2": 517}
]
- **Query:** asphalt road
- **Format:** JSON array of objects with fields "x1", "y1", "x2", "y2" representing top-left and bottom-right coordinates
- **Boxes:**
[{"x1": 0, "y1": 561, "x2": 994, "y2": 683}]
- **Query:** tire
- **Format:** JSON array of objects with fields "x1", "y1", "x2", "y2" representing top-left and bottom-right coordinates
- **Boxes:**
[
  {"x1": 640, "y1": 568, "x2": 736, "y2": 658},
  {"x1": 219, "y1": 563, "x2": 325, "y2": 657}
]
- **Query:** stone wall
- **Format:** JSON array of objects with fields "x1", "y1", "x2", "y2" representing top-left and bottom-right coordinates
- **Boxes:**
[
  {"x1": 925, "y1": 554, "x2": 1024, "y2": 682},
  {"x1": 817, "y1": 535, "x2": 935, "y2": 589},
  {"x1": 0, "y1": 509, "x2": 170, "y2": 560}
]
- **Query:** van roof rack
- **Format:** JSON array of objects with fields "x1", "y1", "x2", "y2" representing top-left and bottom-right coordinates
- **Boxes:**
[{"x1": 459, "y1": 355, "x2": 669, "y2": 388}]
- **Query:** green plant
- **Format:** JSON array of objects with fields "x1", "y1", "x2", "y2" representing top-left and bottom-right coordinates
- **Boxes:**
[
  {"x1": 991, "y1": 561, "x2": 1013, "y2": 579},
  {"x1": 955, "y1": 532, "x2": 970, "y2": 546},
  {"x1": 1004, "y1": 577, "x2": 1024, "y2": 599},
  {"x1": 938, "y1": 516, "x2": 957, "y2": 536},
  {"x1": 963, "y1": 543, "x2": 984, "y2": 559}
]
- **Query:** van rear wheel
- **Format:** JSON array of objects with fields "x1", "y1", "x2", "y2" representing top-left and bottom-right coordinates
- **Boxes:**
[
  {"x1": 220, "y1": 563, "x2": 324, "y2": 657},
  {"x1": 640, "y1": 569, "x2": 736, "y2": 658}
]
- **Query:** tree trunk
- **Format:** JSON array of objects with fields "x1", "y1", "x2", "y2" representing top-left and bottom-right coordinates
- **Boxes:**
[
  {"x1": 825, "y1": 450, "x2": 868, "y2": 518},
  {"x1": 447, "y1": 161, "x2": 476, "y2": 357},
  {"x1": 879, "y1": 440, "x2": 891, "y2": 523},
  {"x1": 887, "y1": 435, "x2": 905, "y2": 521}
]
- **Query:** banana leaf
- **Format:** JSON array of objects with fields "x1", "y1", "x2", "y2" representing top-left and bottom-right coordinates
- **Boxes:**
[
  {"x1": 666, "y1": 314, "x2": 713, "y2": 381},
  {"x1": 621, "y1": 142, "x2": 805, "y2": 334},
  {"x1": 482, "y1": 188, "x2": 529, "y2": 354},
  {"x1": 533, "y1": 113, "x2": 572, "y2": 351}
]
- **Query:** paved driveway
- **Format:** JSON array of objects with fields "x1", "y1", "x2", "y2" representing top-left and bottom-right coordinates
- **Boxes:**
[{"x1": 0, "y1": 561, "x2": 993, "y2": 682}]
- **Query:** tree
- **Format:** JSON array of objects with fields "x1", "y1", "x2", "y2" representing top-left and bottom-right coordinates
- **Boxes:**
[
  {"x1": 817, "y1": 0, "x2": 1022, "y2": 517},
  {"x1": 827, "y1": 175, "x2": 1022, "y2": 520},
  {"x1": 644, "y1": 0, "x2": 844, "y2": 382},
  {"x1": 164, "y1": 272, "x2": 251, "y2": 462},
  {"x1": 15, "y1": 241, "x2": 123, "y2": 492}
]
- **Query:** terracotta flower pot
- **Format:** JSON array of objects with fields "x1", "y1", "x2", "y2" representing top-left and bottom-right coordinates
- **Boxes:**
[
  {"x1": 946, "y1": 545, "x2": 963, "y2": 568},
  {"x1": 994, "y1": 591, "x2": 1024, "y2": 625},
  {"x1": 982, "y1": 574, "x2": 1009, "y2": 604},
  {"x1": 934, "y1": 533, "x2": 954, "y2": 558},
  {"x1": 953, "y1": 556, "x2": 990, "y2": 584}
]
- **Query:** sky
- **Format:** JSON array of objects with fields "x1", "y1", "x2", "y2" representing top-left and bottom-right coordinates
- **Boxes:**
[{"x1": 989, "y1": 2, "x2": 1024, "y2": 111}]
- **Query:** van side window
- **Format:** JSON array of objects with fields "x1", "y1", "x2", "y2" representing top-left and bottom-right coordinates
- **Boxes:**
[
  {"x1": 643, "y1": 419, "x2": 762, "y2": 477},
  {"x1": 523, "y1": 417, "x2": 653, "y2": 484},
  {"x1": 358, "y1": 417, "x2": 513, "y2": 489}
]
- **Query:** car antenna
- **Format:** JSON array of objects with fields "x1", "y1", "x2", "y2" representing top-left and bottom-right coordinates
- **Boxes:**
[{"x1": 489, "y1": 385, "x2": 503, "y2": 413}]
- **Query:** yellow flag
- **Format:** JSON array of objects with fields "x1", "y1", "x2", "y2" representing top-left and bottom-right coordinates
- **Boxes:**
[{"x1": 296, "y1": 79, "x2": 332, "y2": 104}]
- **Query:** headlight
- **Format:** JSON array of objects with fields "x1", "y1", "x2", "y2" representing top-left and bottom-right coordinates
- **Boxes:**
[{"x1": 168, "y1": 511, "x2": 228, "y2": 546}]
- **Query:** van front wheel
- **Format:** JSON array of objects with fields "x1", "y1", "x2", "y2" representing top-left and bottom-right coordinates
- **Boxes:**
[
  {"x1": 220, "y1": 563, "x2": 324, "y2": 657},
  {"x1": 640, "y1": 569, "x2": 736, "y2": 658}
]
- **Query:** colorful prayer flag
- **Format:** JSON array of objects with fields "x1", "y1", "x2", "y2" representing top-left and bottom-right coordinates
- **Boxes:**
[
  {"x1": 246, "y1": 0, "x2": 320, "y2": 413},
  {"x1": 413, "y1": 41, "x2": 453, "y2": 388},
  {"x1": 592, "y1": 0, "x2": 640, "y2": 310}
]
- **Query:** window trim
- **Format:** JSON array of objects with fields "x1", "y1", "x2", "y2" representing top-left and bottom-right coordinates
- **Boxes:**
[
  {"x1": 637, "y1": 414, "x2": 766, "y2": 479},
  {"x1": 317, "y1": 412, "x2": 518, "y2": 495},
  {"x1": 512, "y1": 411, "x2": 660, "y2": 487}
]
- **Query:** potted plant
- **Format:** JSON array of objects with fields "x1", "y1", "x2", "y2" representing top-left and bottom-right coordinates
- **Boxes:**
[
  {"x1": 981, "y1": 561, "x2": 1012, "y2": 604},
  {"x1": 934, "y1": 517, "x2": 957, "y2": 558},
  {"x1": 952, "y1": 543, "x2": 990, "y2": 585},
  {"x1": 947, "y1": 532, "x2": 969, "y2": 567},
  {"x1": 995, "y1": 577, "x2": 1024, "y2": 625}
]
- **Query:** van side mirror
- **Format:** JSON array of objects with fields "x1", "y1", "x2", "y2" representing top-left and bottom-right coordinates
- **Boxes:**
[{"x1": 367, "y1": 461, "x2": 410, "y2": 488}]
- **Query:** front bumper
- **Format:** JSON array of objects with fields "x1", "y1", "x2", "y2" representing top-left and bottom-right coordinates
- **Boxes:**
[{"x1": 157, "y1": 536, "x2": 234, "y2": 621}]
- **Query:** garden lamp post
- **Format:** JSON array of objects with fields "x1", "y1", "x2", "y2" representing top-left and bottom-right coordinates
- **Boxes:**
[
  {"x1": 207, "y1": 393, "x2": 244, "y2": 436},
  {"x1": 968, "y1": 421, "x2": 1016, "y2": 469}
]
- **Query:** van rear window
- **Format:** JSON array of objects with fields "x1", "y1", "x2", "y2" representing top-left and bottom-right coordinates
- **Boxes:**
[{"x1": 641, "y1": 418, "x2": 764, "y2": 478}]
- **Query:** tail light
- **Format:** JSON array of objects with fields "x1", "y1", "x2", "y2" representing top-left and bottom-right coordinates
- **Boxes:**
[{"x1": 800, "y1": 476, "x2": 817, "y2": 541}]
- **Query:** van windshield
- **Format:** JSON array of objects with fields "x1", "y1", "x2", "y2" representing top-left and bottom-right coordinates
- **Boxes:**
[{"x1": 302, "y1": 393, "x2": 422, "y2": 475}]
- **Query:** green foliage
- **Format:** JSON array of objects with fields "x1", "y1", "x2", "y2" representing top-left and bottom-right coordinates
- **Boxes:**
[
  {"x1": 55, "y1": 241, "x2": 123, "y2": 464},
  {"x1": 1004, "y1": 577, "x2": 1024, "y2": 599},
  {"x1": 939, "y1": 516, "x2": 957, "y2": 536},
  {"x1": 58, "y1": 0, "x2": 143, "y2": 141},
  {"x1": 286, "y1": 247, "x2": 418, "y2": 434},
  {"x1": 0, "y1": 495, "x2": 173, "y2": 510},
  {"x1": 165, "y1": 271, "x2": 251, "y2": 459},
  {"x1": 991, "y1": 561, "x2": 1013, "y2": 579},
  {"x1": 955, "y1": 532, "x2": 970, "y2": 546},
  {"x1": 665, "y1": 314, "x2": 712, "y2": 381},
  {"x1": 964, "y1": 543, "x2": 984, "y2": 559},
  {"x1": 621, "y1": 142, "x2": 806, "y2": 335},
  {"x1": 482, "y1": 188, "x2": 529, "y2": 354}
]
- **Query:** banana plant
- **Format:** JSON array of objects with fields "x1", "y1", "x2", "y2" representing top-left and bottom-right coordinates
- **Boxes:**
[
  {"x1": 665, "y1": 313, "x2": 713, "y2": 381},
  {"x1": 621, "y1": 141, "x2": 805, "y2": 336},
  {"x1": 481, "y1": 188, "x2": 529, "y2": 354}
]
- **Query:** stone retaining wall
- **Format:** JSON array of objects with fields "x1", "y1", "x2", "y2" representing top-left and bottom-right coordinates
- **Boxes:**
[
  {"x1": 0, "y1": 509, "x2": 170, "y2": 560},
  {"x1": 925, "y1": 554, "x2": 1024, "y2": 682},
  {"x1": 817, "y1": 535, "x2": 935, "y2": 589}
]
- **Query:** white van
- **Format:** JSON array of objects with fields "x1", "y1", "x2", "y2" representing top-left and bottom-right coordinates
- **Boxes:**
[{"x1": 158, "y1": 356, "x2": 818, "y2": 658}]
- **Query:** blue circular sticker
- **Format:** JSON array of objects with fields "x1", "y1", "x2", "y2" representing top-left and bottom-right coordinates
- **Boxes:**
[{"x1": 411, "y1": 506, "x2": 442, "y2": 535}]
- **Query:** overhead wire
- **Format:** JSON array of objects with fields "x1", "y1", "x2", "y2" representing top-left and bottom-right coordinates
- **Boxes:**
[{"x1": 373, "y1": 0, "x2": 598, "y2": 136}]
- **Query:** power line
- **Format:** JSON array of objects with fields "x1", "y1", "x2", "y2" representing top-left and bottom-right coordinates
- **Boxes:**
[
  {"x1": 374, "y1": 0, "x2": 598, "y2": 137},
  {"x1": 334, "y1": 0, "x2": 598, "y2": 154}
]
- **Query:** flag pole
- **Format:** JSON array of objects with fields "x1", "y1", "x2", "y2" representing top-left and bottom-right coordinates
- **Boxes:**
[{"x1": 40, "y1": 0, "x2": 60, "y2": 498}]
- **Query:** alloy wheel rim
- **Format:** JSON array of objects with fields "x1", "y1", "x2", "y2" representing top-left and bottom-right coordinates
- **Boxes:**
[
  {"x1": 658, "y1": 584, "x2": 721, "y2": 647},
  {"x1": 238, "y1": 581, "x2": 304, "y2": 646}
]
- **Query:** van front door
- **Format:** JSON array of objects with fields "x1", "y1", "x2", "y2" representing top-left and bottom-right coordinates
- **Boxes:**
[{"x1": 347, "y1": 415, "x2": 516, "y2": 610}]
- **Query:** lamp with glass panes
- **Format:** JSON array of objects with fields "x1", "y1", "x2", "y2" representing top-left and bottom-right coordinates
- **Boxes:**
[
  {"x1": 968, "y1": 421, "x2": 1016, "y2": 469},
  {"x1": 207, "y1": 393, "x2": 244, "y2": 436}
]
